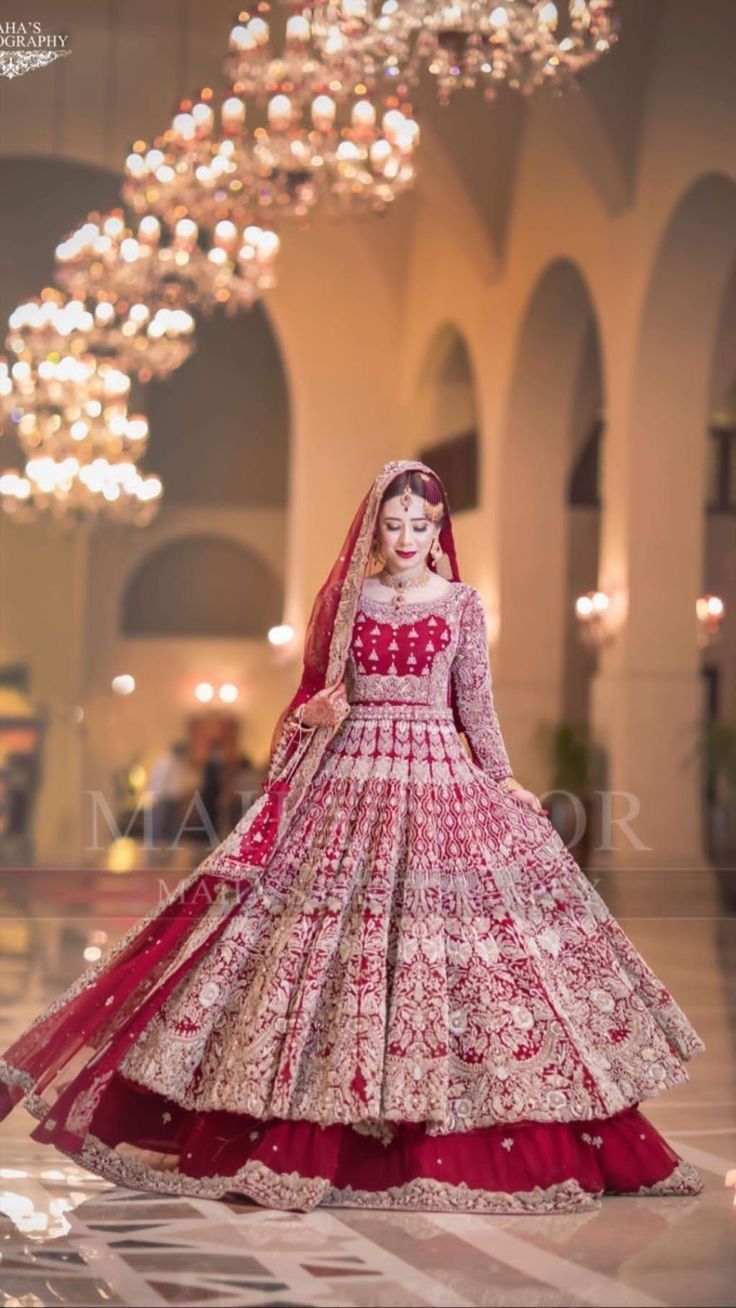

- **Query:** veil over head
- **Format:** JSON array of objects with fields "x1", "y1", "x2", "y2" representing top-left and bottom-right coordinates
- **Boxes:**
[
  {"x1": 282, "y1": 457, "x2": 461, "y2": 725},
  {"x1": 213, "y1": 459, "x2": 466, "y2": 877}
]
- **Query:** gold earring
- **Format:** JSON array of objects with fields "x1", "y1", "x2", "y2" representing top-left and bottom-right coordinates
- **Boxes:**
[{"x1": 430, "y1": 535, "x2": 442, "y2": 561}]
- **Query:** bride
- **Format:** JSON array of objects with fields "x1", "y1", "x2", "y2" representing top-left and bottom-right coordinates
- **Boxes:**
[{"x1": 0, "y1": 458, "x2": 706, "y2": 1213}]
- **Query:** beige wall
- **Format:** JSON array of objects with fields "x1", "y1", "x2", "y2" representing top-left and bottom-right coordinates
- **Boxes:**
[{"x1": 0, "y1": 0, "x2": 734, "y2": 868}]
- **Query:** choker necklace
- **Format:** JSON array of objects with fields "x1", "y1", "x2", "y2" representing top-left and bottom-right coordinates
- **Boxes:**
[{"x1": 377, "y1": 565, "x2": 432, "y2": 607}]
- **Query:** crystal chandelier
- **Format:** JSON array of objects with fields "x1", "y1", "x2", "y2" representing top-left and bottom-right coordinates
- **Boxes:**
[
  {"x1": 1, "y1": 302, "x2": 162, "y2": 526},
  {"x1": 226, "y1": 6, "x2": 421, "y2": 215},
  {"x1": 412, "y1": 1, "x2": 620, "y2": 102},
  {"x1": 123, "y1": 80, "x2": 419, "y2": 225},
  {"x1": 0, "y1": 457, "x2": 163, "y2": 527},
  {"x1": 55, "y1": 207, "x2": 276, "y2": 330},
  {"x1": 5, "y1": 283, "x2": 190, "y2": 393},
  {"x1": 54, "y1": 212, "x2": 196, "y2": 380},
  {"x1": 6, "y1": 289, "x2": 133, "y2": 410},
  {"x1": 0, "y1": 394, "x2": 163, "y2": 526},
  {"x1": 123, "y1": 1, "x2": 421, "y2": 231},
  {"x1": 123, "y1": 93, "x2": 315, "y2": 229},
  {"x1": 316, "y1": 92, "x2": 420, "y2": 213},
  {"x1": 227, "y1": 2, "x2": 417, "y2": 94},
  {"x1": 0, "y1": 397, "x2": 162, "y2": 527}
]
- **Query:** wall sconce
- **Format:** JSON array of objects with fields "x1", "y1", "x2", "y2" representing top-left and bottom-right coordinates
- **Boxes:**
[
  {"x1": 193, "y1": 682, "x2": 240, "y2": 705},
  {"x1": 696, "y1": 594, "x2": 725, "y2": 648},
  {"x1": 574, "y1": 590, "x2": 615, "y2": 649},
  {"x1": 111, "y1": 674, "x2": 135, "y2": 695}
]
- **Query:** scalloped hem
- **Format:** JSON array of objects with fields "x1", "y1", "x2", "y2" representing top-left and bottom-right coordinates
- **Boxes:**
[
  {"x1": 1, "y1": 1061, "x2": 704, "y2": 1214},
  {"x1": 33, "y1": 1132, "x2": 703, "y2": 1214}
]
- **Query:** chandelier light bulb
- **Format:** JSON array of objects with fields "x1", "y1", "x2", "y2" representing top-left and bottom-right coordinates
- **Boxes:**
[
  {"x1": 538, "y1": 2, "x2": 559, "y2": 27},
  {"x1": 222, "y1": 95, "x2": 247, "y2": 129},
  {"x1": 192, "y1": 101, "x2": 215, "y2": 131},
  {"x1": 312, "y1": 94, "x2": 337, "y2": 129},
  {"x1": 173, "y1": 111, "x2": 197, "y2": 141},
  {"x1": 214, "y1": 220, "x2": 238, "y2": 247},
  {"x1": 267, "y1": 94, "x2": 293, "y2": 129},
  {"x1": 138, "y1": 215, "x2": 161, "y2": 241},
  {"x1": 0, "y1": 471, "x2": 31, "y2": 500},
  {"x1": 352, "y1": 98, "x2": 377, "y2": 129},
  {"x1": 174, "y1": 217, "x2": 198, "y2": 243},
  {"x1": 286, "y1": 14, "x2": 311, "y2": 43},
  {"x1": 94, "y1": 303, "x2": 116, "y2": 327},
  {"x1": 231, "y1": 23, "x2": 254, "y2": 52}
]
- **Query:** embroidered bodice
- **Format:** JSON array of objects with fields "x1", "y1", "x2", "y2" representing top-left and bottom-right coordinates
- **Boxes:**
[{"x1": 345, "y1": 581, "x2": 512, "y2": 781}]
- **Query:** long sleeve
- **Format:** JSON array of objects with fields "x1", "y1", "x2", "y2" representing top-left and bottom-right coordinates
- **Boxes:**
[{"x1": 451, "y1": 586, "x2": 513, "y2": 782}]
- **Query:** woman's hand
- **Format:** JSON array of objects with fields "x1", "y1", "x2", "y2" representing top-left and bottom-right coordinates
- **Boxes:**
[
  {"x1": 499, "y1": 777, "x2": 548, "y2": 816},
  {"x1": 300, "y1": 677, "x2": 350, "y2": 730},
  {"x1": 512, "y1": 786, "x2": 547, "y2": 815}
]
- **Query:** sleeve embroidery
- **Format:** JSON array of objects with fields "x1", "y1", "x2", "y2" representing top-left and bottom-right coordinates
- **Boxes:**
[{"x1": 451, "y1": 587, "x2": 512, "y2": 782}]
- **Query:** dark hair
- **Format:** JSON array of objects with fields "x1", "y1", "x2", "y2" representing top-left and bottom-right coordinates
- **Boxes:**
[{"x1": 379, "y1": 469, "x2": 445, "y2": 525}]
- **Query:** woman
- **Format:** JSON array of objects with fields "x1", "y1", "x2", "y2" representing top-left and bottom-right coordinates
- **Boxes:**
[{"x1": 0, "y1": 459, "x2": 705, "y2": 1213}]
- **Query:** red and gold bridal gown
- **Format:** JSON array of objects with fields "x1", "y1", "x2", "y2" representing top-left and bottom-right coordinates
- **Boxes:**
[{"x1": 0, "y1": 582, "x2": 705, "y2": 1212}]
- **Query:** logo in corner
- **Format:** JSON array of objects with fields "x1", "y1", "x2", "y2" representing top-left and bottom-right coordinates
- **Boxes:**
[{"x1": 0, "y1": 20, "x2": 72, "y2": 80}]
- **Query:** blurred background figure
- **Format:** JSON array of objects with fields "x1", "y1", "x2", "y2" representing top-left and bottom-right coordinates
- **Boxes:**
[
  {"x1": 224, "y1": 752, "x2": 264, "y2": 832},
  {"x1": 196, "y1": 741, "x2": 228, "y2": 844},
  {"x1": 148, "y1": 740, "x2": 194, "y2": 848}
]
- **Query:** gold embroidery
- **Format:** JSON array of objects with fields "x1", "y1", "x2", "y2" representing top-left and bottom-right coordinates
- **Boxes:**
[{"x1": 39, "y1": 1129, "x2": 608, "y2": 1213}]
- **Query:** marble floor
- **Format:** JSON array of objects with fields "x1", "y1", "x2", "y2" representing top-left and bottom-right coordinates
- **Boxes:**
[{"x1": 0, "y1": 865, "x2": 734, "y2": 1308}]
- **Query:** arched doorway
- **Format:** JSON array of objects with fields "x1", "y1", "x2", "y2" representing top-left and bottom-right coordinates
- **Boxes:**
[
  {"x1": 498, "y1": 260, "x2": 605, "y2": 807},
  {"x1": 414, "y1": 324, "x2": 479, "y2": 516},
  {"x1": 601, "y1": 173, "x2": 736, "y2": 865}
]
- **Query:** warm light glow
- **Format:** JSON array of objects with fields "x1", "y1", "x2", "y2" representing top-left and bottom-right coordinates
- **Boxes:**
[
  {"x1": 575, "y1": 590, "x2": 610, "y2": 619},
  {"x1": 696, "y1": 593, "x2": 725, "y2": 621},
  {"x1": 267, "y1": 94, "x2": 293, "y2": 129},
  {"x1": 219, "y1": 683, "x2": 239, "y2": 703},
  {"x1": 129, "y1": 762, "x2": 147, "y2": 792},
  {"x1": 112, "y1": 674, "x2": 136, "y2": 695},
  {"x1": 268, "y1": 623, "x2": 294, "y2": 646},
  {"x1": 106, "y1": 836, "x2": 139, "y2": 873},
  {"x1": 195, "y1": 681, "x2": 215, "y2": 702},
  {"x1": 83, "y1": 945, "x2": 102, "y2": 962}
]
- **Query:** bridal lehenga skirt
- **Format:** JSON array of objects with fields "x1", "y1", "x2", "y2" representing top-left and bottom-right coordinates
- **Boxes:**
[{"x1": 0, "y1": 706, "x2": 706, "y2": 1212}]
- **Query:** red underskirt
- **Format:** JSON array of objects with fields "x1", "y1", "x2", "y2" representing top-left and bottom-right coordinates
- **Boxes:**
[{"x1": 16, "y1": 1069, "x2": 692, "y2": 1204}]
